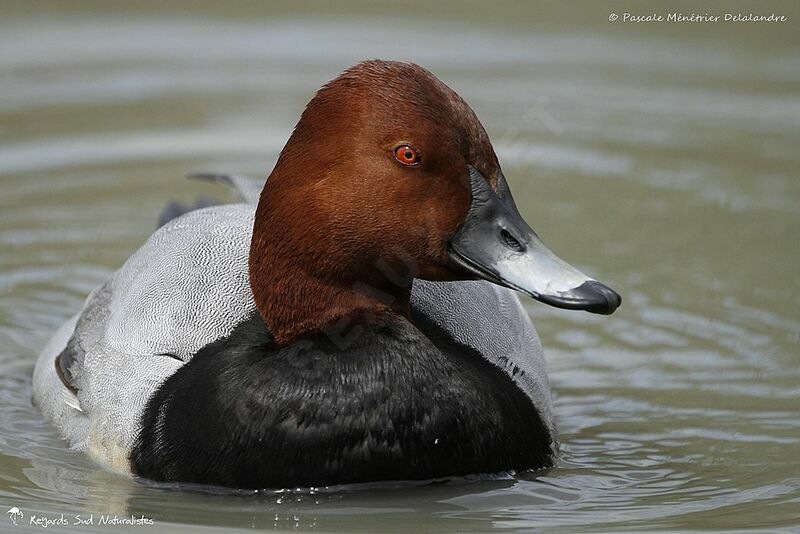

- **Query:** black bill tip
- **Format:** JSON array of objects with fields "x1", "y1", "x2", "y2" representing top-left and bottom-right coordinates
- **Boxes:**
[{"x1": 536, "y1": 280, "x2": 622, "y2": 315}]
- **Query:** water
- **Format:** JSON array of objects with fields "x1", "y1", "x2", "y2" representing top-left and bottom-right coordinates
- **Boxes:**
[{"x1": 1, "y1": 2, "x2": 799, "y2": 531}]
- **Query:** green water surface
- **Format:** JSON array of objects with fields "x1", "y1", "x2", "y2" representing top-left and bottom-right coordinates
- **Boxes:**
[{"x1": 1, "y1": 1, "x2": 798, "y2": 532}]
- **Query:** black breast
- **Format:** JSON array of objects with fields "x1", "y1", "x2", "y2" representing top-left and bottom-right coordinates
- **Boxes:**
[{"x1": 130, "y1": 312, "x2": 552, "y2": 489}]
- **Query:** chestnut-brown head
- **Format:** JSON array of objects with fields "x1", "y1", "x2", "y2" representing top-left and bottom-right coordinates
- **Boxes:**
[{"x1": 250, "y1": 60, "x2": 620, "y2": 346}]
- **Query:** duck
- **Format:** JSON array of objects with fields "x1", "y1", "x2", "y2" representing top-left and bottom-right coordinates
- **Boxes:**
[{"x1": 32, "y1": 60, "x2": 620, "y2": 489}]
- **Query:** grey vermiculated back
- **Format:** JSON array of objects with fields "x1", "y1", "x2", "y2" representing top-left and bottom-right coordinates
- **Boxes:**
[
  {"x1": 34, "y1": 203, "x2": 258, "y2": 468},
  {"x1": 101, "y1": 203, "x2": 256, "y2": 360},
  {"x1": 32, "y1": 176, "x2": 554, "y2": 471}
]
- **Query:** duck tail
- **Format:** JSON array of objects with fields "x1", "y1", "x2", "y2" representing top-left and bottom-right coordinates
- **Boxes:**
[
  {"x1": 156, "y1": 196, "x2": 220, "y2": 228},
  {"x1": 156, "y1": 172, "x2": 266, "y2": 228},
  {"x1": 186, "y1": 172, "x2": 265, "y2": 205}
]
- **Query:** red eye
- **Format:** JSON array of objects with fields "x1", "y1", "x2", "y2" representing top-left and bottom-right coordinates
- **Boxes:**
[{"x1": 394, "y1": 144, "x2": 420, "y2": 166}]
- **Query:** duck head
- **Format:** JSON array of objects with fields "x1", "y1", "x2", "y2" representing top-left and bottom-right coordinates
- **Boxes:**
[{"x1": 250, "y1": 60, "x2": 620, "y2": 346}]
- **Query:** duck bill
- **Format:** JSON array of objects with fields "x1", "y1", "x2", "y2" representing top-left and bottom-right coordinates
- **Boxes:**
[{"x1": 447, "y1": 167, "x2": 621, "y2": 315}]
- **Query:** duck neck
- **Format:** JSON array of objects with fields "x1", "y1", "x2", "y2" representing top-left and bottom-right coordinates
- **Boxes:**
[{"x1": 248, "y1": 184, "x2": 413, "y2": 348}]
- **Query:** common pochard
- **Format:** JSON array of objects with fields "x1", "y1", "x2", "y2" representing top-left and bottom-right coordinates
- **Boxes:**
[{"x1": 33, "y1": 60, "x2": 620, "y2": 489}]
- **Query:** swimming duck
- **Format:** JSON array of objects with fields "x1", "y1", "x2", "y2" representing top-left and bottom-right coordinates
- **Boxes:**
[{"x1": 32, "y1": 60, "x2": 620, "y2": 489}]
